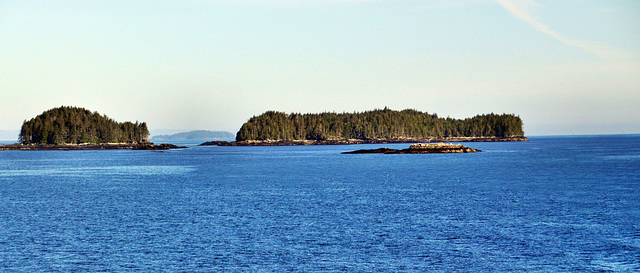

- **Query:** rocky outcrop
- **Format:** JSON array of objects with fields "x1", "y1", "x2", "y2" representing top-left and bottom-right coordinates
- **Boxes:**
[
  {"x1": 131, "y1": 143, "x2": 187, "y2": 150},
  {"x1": 200, "y1": 136, "x2": 527, "y2": 146},
  {"x1": 342, "y1": 143, "x2": 480, "y2": 154}
]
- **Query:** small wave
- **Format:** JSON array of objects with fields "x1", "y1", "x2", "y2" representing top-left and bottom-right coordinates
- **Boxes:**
[
  {"x1": 590, "y1": 260, "x2": 640, "y2": 272},
  {"x1": 603, "y1": 154, "x2": 640, "y2": 160},
  {"x1": 0, "y1": 165, "x2": 194, "y2": 177}
]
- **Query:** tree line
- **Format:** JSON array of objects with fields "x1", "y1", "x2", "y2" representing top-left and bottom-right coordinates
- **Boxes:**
[
  {"x1": 236, "y1": 108, "x2": 525, "y2": 141},
  {"x1": 19, "y1": 106, "x2": 149, "y2": 144}
]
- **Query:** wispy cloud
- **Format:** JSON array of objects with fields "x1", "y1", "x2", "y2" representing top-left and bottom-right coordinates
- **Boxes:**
[{"x1": 495, "y1": 0, "x2": 611, "y2": 59}]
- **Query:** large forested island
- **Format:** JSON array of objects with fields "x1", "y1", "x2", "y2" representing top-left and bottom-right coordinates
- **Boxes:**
[
  {"x1": 202, "y1": 108, "x2": 528, "y2": 146},
  {"x1": 1, "y1": 106, "x2": 184, "y2": 150}
]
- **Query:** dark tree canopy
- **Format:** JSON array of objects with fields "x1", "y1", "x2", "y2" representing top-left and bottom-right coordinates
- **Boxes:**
[
  {"x1": 236, "y1": 108, "x2": 525, "y2": 141},
  {"x1": 19, "y1": 106, "x2": 149, "y2": 144}
]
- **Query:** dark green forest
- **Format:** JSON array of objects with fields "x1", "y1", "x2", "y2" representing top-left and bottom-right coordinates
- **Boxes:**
[
  {"x1": 236, "y1": 108, "x2": 525, "y2": 141},
  {"x1": 19, "y1": 106, "x2": 149, "y2": 144}
]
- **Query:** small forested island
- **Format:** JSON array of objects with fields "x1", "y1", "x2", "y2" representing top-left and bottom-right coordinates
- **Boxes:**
[
  {"x1": 0, "y1": 106, "x2": 185, "y2": 150},
  {"x1": 202, "y1": 108, "x2": 528, "y2": 146},
  {"x1": 343, "y1": 143, "x2": 480, "y2": 154}
]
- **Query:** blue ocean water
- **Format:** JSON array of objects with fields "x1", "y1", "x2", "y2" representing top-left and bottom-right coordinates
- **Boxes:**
[{"x1": 0, "y1": 135, "x2": 639, "y2": 272}]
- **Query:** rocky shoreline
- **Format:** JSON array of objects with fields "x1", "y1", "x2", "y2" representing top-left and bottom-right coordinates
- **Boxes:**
[
  {"x1": 200, "y1": 136, "x2": 528, "y2": 146},
  {"x1": 343, "y1": 143, "x2": 480, "y2": 154},
  {"x1": 0, "y1": 143, "x2": 187, "y2": 151}
]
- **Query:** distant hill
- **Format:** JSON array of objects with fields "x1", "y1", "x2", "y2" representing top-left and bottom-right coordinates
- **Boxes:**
[{"x1": 151, "y1": 130, "x2": 234, "y2": 142}]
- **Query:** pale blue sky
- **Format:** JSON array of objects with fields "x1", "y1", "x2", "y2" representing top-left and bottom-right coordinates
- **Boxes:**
[{"x1": 1, "y1": 0, "x2": 639, "y2": 139}]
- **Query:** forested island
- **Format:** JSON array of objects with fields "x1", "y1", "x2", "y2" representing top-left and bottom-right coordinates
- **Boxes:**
[
  {"x1": 1, "y1": 106, "x2": 184, "y2": 150},
  {"x1": 19, "y1": 106, "x2": 149, "y2": 144},
  {"x1": 202, "y1": 108, "x2": 528, "y2": 146}
]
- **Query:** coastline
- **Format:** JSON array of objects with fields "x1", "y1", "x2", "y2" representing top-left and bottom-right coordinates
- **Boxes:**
[
  {"x1": 1, "y1": 136, "x2": 528, "y2": 150},
  {"x1": 0, "y1": 142, "x2": 187, "y2": 151},
  {"x1": 200, "y1": 136, "x2": 529, "y2": 146}
]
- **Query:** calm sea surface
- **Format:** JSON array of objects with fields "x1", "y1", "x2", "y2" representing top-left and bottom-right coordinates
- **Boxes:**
[{"x1": 1, "y1": 135, "x2": 639, "y2": 272}]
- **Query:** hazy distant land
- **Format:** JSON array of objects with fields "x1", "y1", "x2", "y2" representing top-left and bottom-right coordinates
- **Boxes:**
[{"x1": 151, "y1": 130, "x2": 234, "y2": 142}]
